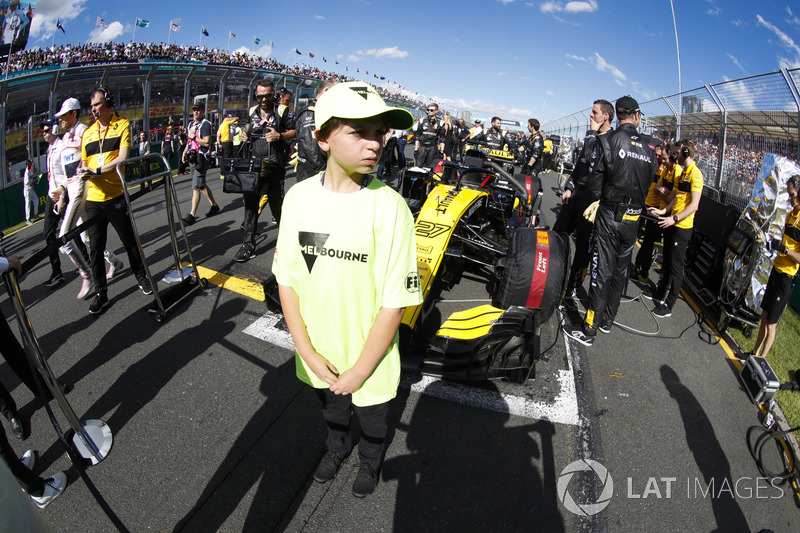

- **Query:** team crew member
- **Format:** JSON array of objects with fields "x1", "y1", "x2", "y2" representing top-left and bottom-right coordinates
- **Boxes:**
[
  {"x1": 563, "y1": 96, "x2": 659, "y2": 346},
  {"x1": 51, "y1": 98, "x2": 125, "y2": 300},
  {"x1": 632, "y1": 142, "x2": 672, "y2": 283},
  {"x1": 646, "y1": 140, "x2": 703, "y2": 317},
  {"x1": 749, "y1": 175, "x2": 800, "y2": 359},
  {"x1": 523, "y1": 118, "x2": 544, "y2": 176},
  {"x1": 542, "y1": 136, "x2": 553, "y2": 171},
  {"x1": 555, "y1": 99, "x2": 614, "y2": 298},
  {"x1": 162, "y1": 119, "x2": 175, "y2": 167},
  {"x1": 237, "y1": 79, "x2": 296, "y2": 262},
  {"x1": 78, "y1": 87, "x2": 153, "y2": 314},
  {"x1": 218, "y1": 113, "x2": 236, "y2": 160},
  {"x1": 414, "y1": 103, "x2": 443, "y2": 168},
  {"x1": 294, "y1": 79, "x2": 336, "y2": 182},
  {"x1": 476, "y1": 116, "x2": 509, "y2": 151},
  {"x1": 274, "y1": 81, "x2": 421, "y2": 498}
]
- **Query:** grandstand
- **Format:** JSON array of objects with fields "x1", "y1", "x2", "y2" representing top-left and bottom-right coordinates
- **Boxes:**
[{"x1": 0, "y1": 41, "x2": 428, "y2": 227}]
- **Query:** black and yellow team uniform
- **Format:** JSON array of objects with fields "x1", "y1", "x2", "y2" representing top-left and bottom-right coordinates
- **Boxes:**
[
  {"x1": 555, "y1": 128, "x2": 610, "y2": 296},
  {"x1": 81, "y1": 115, "x2": 148, "y2": 297},
  {"x1": 523, "y1": 132, "x2": 544, "y2": 176},
  {"x1": 583, "y1": 123, "x2": 659, "y2": 338},
  {"x1": 762, "y1": 210, "x2": 800, "y2": 323},
  {"x1": 294, "y1": 101, "x2": 326, "y2": 182},
  {"x1": 414, "y1": 116, "x2": 443, "y2": 168},
  {"x1": 241, "y1": 103, "x2": 295, "y2": 254},
  {"x1": 633, "y1": 162, "x2": 673, "y2": 279},
  {"x1": 654, "y1": 161, "x2": 702, "y2": 310}
]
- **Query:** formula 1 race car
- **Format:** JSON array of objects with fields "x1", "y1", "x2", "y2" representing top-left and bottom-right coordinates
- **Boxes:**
[{"x1": 398, "y1": 148, "x2": 571, "y2": 383}]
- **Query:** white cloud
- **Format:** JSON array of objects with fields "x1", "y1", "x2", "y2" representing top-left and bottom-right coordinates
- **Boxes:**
[
  {"x1": 314, "y1": 14, "x2": 325, "y2": 20},
  {"x1": 233, "y1": 44, "x2": 273, "y2": 58},
  {"x1": 546, "y1": 90, "x2": 554, "y2": 95},
  {"x1": 756, "y1": 14, "x2": 800, "y2": 68},
  {"x1": 498, "y1": 0, "x2": 515, "y2": 4},
  {"x1": 593, "y1": 52, "x2": 626, "y2": 82},
  {"x1": 347, "y1": 54, "x2": 362, "y2": 62},
  {"x1": 788, "y1": 6, "x2": 800, "y2": 26},
  {"x1": 707, "y1": 6, "x2": 720, "y2": 16},
  {"x1": 357, "y1": 46, "x2": 408, "y2": 59},
  {"x1": 731, "y1": 19, "x2": 745, "y2": 27},
  {"x1": 89, "y1": 21, "x2": 125, "y2": 43},
  {"x1": 497, "y1": 72, "x2": 506, "y2": 76},
  {"x1": 30, "y1": 0, "x2": 88, "y2": 41},
  {"x1": 727, "y1": 52, "x2": 746, "y2": 73},
  {"x1": 540, "y1": 0, "x2": 598, "y2": 14},
  {"x1": 565, "y1": 53, "x2": 588, "y2": 62}
]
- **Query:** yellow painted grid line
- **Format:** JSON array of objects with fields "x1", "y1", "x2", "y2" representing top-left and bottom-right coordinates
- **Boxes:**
[{"x1": 187, "y1": 263, "x2": 265, "y2": 302}]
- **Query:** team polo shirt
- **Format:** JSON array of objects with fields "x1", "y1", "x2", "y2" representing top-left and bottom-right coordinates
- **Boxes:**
[
  {"x1": 218, "y1": 117, "x2": 233, "y2": 143},
  {"x1": 645, "y1": 165, "x2": 666, "y2": 208},
  {"x1": 774, "y1": 209, "x2": 800, "y2": 276},
  {"x1": 81, "y1": 115, "x2": 131, "y2": 202},
  {"x1": 272, "y1": 174, "x2": 422, "y2": 407},
  {"x1": 672, "y1": 162, "x2": 703, "y2": 229},
  {"x1": 658, "y1": 164, "x2": 683, "y2": 211}
]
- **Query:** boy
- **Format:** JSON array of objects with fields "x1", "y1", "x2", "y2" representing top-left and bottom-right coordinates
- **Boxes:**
[{"x1": 272, "y1": 82, "x2": 421, "y2": 498}]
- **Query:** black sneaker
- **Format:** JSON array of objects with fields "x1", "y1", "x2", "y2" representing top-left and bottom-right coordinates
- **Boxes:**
[
  {"x1": 562, "y1": 323, "x2": 595, "y2": 347},
  {"x1": 206, "y1": 204, "x2": 220, "y2": 217},
  {"x1": 137, "y1": 276, "x2": 154, "y2": 295},
  {"x1": 183, "y1": 214, "x2": 196, "y2": 226},
  {"x1": 352, "y1": 462, "x2": 379, "y2": 498},
  {"x1": 234, "y1": 245, "x2": 256, "y2": 263},
  {"x1": 641, "y1": 287, "x2": 662, "y2": 304},
  {"x1": 44, "y1": 273, "x2": 64, "y2": 287},
  {"x1": 652, "y1": 303, "x2": 672, "y2": 318},
  {"x1": 598, "y1": 322, "x2": 612, "y2": 334},
  {"x1": 89, "y1": 293, "x2": 109, "y2": 314},
  {"x1": 313, "y1": 450, "x2": 348, "y2": 483}
]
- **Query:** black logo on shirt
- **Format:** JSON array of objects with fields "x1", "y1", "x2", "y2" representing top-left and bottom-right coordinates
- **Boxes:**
[
  {"x1": 299, "y1": 231, "x2": 369, "y2": 273},
  {"x1": 406, "y1": 272, "x2": 420, "y2": 293}
]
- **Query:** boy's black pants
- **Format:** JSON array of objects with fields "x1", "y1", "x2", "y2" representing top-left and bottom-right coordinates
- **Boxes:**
[{"x1": 314, "y1": 388, "x2": 389, "y2": 465}]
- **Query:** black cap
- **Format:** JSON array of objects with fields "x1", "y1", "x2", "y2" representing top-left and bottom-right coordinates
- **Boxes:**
[
  {"x1": 191, "y1": 102, "x2": 204, "y2": 110},
  {"x1": 41, "y1": 118, "x2": 56, "y2": 129},
  {"x1": 616, "y1": 95, "x2": 641, "y2": 115}
]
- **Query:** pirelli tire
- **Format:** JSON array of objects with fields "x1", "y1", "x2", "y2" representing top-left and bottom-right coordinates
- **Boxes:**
[{"x1": 493, "y1": 228, "x2": 570, "y2": 322}]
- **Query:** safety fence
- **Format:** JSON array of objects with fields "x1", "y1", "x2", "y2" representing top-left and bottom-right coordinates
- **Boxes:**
[{"x1": 543, "y1": 68, "x2": 800, "y2": 213}]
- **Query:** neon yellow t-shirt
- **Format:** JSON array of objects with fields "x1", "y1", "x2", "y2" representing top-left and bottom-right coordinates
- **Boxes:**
[
  {"x1": 658, "y1": 163, "x2": 683, "y2": 211},
  {"x1": 272, "y1": 174, "x2": 423, "y2": 406}
]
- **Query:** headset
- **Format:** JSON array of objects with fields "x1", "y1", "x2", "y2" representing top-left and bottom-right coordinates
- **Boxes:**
[
  {"x1": 95, "y1": 85, "x2": 115, "y2": 108},
  {"x1": 680, "y1": 141, "x2": 693, "y2": 159}
]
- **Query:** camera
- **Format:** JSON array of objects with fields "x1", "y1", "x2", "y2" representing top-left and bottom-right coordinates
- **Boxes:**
[{"x1": 186, "y1": 149, "x2": 199, "y2": 165}]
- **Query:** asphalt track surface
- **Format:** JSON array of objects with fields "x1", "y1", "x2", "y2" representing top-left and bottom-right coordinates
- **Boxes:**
[{"x1": 1, "y1": 156, "x2": 799, "y2": 532}]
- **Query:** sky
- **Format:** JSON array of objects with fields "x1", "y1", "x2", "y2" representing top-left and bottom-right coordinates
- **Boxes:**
[{"x1": 24, "y1": 0, "x2": 800, "y2": 126}]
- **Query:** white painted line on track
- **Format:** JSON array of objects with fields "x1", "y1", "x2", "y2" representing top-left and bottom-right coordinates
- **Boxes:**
[
  {"x1": 244, "y1": 311, "x2": 580, "y2": 426},
  {"x1": 242, "y1": 312, "x2": 296, "y2": 352}
]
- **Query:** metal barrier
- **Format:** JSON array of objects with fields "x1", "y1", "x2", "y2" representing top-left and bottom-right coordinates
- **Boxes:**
[
  {"x1": 543, "y1": 67, "x2": 800, "y2": 214},
  {"x1": 3, "y1": 270, "x2": 113, "y2": 466},
  {"x1": 115, "y1": 153, "x2": 206, "y2": 323}
]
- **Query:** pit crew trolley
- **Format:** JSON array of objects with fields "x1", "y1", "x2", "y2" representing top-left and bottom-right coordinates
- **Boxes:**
[{"x1": 115, "y1": 153, "x2": 207, "y2": 323}]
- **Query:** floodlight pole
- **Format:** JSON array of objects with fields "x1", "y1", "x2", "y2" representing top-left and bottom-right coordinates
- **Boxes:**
[{"x1": 670, "y1": 0, "x2": 682, "y2": 140}]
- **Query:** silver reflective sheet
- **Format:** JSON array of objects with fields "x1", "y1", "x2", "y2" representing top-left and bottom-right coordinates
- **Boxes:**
[{"x1": 740, "y1": 153, "x2": 800, "y2": 310}]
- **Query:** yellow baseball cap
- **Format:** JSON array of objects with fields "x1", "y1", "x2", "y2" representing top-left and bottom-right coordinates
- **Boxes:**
[{"x1": 314, "y1": 81, "x2": 414, "y2": 131}]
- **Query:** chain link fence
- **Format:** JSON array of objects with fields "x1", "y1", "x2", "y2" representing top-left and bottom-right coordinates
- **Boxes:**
[{"x1": 543, "y1": 68, "x2": 800, "y2": 213}]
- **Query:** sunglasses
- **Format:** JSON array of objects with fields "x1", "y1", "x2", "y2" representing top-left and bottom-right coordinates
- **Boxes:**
[
  {"x1": 427, "y1": 108, "x2": 437, "y2": 112},
  {"x1": 256, "y1": 94, "x2": 273, "y2": 100}
]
